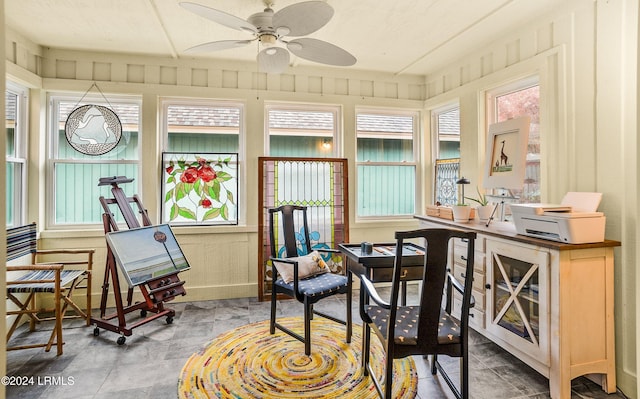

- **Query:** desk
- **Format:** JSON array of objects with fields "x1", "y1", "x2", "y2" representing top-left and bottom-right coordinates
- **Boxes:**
[{"x1": 338, "y1": 243, "x2": 425, "y2": 305}]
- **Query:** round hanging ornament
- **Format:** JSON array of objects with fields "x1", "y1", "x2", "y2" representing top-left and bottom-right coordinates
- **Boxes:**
[{"x1": 64, "y1": 104, "x2": 122, "y2": 156}]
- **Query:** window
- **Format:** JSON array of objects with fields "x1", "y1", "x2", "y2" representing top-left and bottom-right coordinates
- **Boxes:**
[
  {"x1": 487, "y1": 77, "x2": 540, "y2": 203},
  {"x1": 432, "y1": 104, "x2": 460, "y2": 206},
  {"x1": 266, "y1": 104, "x2": 339, "y2": 157},
  {"x1": 162, "y1": 99, "x2": 241, "y2": 153},
  {"x1": 6, "y1": 83, "x2": 28, "y2": 227},
  {"x1": 356, "y1": 109, "x2": 419, "y2": 217},
  {"x1": 161, "y1": 99, "x2": 242, "y2": 225},
  {"x1": 48, "y1": 95, "x2": 141, "y2": 226}
]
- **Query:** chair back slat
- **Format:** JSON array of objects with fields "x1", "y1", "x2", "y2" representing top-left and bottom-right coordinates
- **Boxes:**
[
  {"x1": 6, "y1": 223, "x2": 37, "y2": 261},
  {"x1": 269, "y1": 205, "x2": 312, "y2": 258}
]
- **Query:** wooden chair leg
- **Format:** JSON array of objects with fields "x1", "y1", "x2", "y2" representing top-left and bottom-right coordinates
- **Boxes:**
[{"x1": 6, "y1": 293, "x2": 34, "y2": 341}]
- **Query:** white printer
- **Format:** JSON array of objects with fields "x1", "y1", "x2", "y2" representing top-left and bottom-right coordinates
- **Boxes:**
[{"x1": 510, "y1": 192, "x2": 606, "y2": 244}]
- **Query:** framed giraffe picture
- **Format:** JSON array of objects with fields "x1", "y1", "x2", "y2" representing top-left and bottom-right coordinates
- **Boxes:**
[{"x1": 483, "y1": 116, "x2": 530, "y2": 190}]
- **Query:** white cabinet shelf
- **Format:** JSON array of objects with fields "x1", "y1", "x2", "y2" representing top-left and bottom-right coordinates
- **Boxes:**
[{"x1": 415, "y1": 215, "x2": 620, "y2": 399}]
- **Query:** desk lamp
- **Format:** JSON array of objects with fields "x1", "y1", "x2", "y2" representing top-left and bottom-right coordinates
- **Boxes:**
[{"x1": 456, "y1": 177, "x2": 470, "y2": 204}]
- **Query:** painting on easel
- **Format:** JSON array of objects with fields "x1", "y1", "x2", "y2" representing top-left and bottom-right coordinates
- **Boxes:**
[
  {"x1": 106, "y1": 224, "x2": 190, "y2": 287},
  {"x1": 483, "y1": 116, "x2": 530, "y2": 190}
]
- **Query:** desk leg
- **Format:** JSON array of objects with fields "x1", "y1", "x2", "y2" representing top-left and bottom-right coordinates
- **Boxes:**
[{"x1": 346, "y1": 270, "x2": 353, "y2": 342}]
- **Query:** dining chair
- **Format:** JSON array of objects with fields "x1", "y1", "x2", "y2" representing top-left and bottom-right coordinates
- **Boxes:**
[
  {"x1": 359, "y1": 228, "x2": 476, "y2": 399},
  {"x1": 268, "y1": 205, "x2": 352, "y2": 356}
]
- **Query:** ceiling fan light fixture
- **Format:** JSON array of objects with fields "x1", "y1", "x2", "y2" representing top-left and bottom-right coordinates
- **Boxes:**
[
  {"x1": 259, "y1": 33, "x2": 277, "y2": 46},
  {"x1": 265, "y1": 48, "x2": 278, "y2": 56}
]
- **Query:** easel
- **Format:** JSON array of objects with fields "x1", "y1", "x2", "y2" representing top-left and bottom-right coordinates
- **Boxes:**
[
  {"x1": 91, "y1": 176, "x2": 186, "y2": 344},
  {"x1": 485, "y1": 189, "x2": 519, "y2": 227}
]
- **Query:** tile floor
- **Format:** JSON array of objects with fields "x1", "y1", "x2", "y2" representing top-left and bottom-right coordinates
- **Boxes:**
[{"x1": 5, "y1": 286, "x2": 630, "y2": 399}]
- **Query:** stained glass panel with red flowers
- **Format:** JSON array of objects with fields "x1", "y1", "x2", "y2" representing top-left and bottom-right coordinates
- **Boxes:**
[{"x1": 161, "y1": 152, "x2": 238, "y2": 225}]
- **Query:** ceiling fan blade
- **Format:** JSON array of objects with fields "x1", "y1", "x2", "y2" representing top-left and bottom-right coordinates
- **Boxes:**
[
  {"x1": 184, "y1": 40, "x2": 253, "y2": 53},
  {"x1": 257, "y1": 47, "x2": 290, "y2": 74},
  {"x1": 273, "y1": 1, "x2": 333, "y2": 37},
  {"x1": 180, "y1": 2, "x2": 257, "y2": 33},
  {"x1": 287, "y1": 38, "x2": 356, "y2": 66}
]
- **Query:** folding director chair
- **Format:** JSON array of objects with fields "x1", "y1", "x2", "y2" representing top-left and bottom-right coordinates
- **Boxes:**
[{"x1": 6, "y1": 223, "x2": 94, "y2": 355}]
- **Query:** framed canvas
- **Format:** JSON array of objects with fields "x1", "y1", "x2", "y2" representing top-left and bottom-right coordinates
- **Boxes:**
[
  {"x1": 483, "y1": 116, "x2": 530, "y2": 190},
  {"x1": 105, "y1": 224, "x2": 190, "y2": 286},
  {"x1": 161, "y1": 152, "x2": 239, "y2": 225}
]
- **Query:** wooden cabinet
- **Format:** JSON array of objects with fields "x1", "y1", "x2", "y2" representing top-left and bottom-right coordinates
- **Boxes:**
[{"x1": 416, "y1": 215, "x2": 619, "y2": 399}]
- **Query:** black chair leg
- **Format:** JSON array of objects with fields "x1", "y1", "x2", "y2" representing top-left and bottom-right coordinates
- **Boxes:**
[
  {"x1": 431, "y1": 354, "x2": 438, "y2": 375},
  {"x1": 462, "y1": 350, "x2": 469, "y2": 399},
  {"x1": 304, "y1": 297, "x2": 311, "y2": 356},
  {"x1": 383, "y1": 351, "x2": 394, "y2": 399},
  {"x1": 362, "y1": 323, "x2": 371, "y2": 373},
  {"x1": 270, "y1": 286, "x2": 277, "y2": 335}
]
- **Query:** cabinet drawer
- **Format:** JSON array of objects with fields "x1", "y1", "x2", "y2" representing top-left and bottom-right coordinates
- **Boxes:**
[
  {"x1": 453, "y1": 234, "x2": 485, "y2": 252},
  {"x1": 454, "y1": 289, "x2": 485, "y2": 311},
  {"x1": 453, "y1": 245, "x2": 485, "y2": 273},
  {"x1": 453, "y1": 297, "x2": 485, "y2": 330},
  {"x1": 453, "y1": 263, "x2": 485, "y2": 293}
]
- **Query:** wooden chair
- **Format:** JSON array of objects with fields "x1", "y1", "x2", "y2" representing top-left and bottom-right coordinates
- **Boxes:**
[
  {"x1": 6, "y1": 223, "x2": 95, "y2": 355},
  {"x1": 360, "y1": 228, "x2": 476, "y2": 399},
  {"x1": 268, "y1": 205, "x2": 352, "y2": 355}
]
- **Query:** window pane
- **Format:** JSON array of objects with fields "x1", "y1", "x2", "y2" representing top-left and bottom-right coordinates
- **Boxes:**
[
  {"x1": 54, "y1": 163, "x2": 138, "y2": 224},
  {"x1": 268, "y1": 109, "x2": 335, "y2": 157},
  {"x1": 495, "y1": 85, "x2": 540, "y2": 202},
  {"x1": 357, "y1": 113, "x2": 414, "y2": 162},
  {"x1": 357, "y1": 165, "x2": 415, "y2": 216},
  {"x1": 57, "y1": 102, "x2": 139, "y2": 160},
  {"x1": 437, "y1": 107, "x2": 460, "y2": 158},
  {"x1": 166, "y1": 104, "x2": 240, "y2": 152},
  {"x1": 270, "y1": 136, "x2": 333, "y2": 157},
  {"x1": 6, "y1": 162, "x2": 15, "y2": 226},
  {"x1": 357, "y1": 137, "x2": 413, "y2": 162},
  {"x1": 6, "y1": 91, "x2": 16, "y2": 157}
]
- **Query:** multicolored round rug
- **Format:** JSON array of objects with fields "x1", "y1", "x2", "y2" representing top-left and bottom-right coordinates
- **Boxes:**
[{"x1": 178, "y1": 317, "x2": 418, "y2": 398}]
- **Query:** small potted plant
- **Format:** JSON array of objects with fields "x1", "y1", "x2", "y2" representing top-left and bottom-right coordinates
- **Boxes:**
[
  {"x1": 465, "y1": 187, "x2": 493, "y2": 222},
  {"x1": 452, "y1": 202, "x2": 471, "y2": 223}
]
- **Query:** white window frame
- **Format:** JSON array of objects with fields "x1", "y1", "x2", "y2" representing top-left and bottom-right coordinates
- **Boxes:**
[
  {"x1": 265, "y1": 102, "x2": 342, "y2": 157},
  {"x1": 160, "y1": 97, "x2": 246, "y2": 226},
  {"x1": 46, "y1": 93, "x2": 142, "y2": 229},
  {"x1": 355, "y1": 107, "x2": 421, "y2": 219},
  {"x1": 6, "y1": 82, "x2": 28, "y2": 227}
]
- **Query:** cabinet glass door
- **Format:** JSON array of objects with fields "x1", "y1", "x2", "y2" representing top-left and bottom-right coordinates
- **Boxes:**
[
  {"x1": 492, "y1": 254, "x2": 539, "y2": 344},
  {"x1": 486, "y1": 239, "x2": 549, "y2": 364}
]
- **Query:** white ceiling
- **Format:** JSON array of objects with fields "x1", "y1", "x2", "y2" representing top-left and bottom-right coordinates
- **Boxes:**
[{"x1": 5, "y1": 0, "x2": 562, "y2": 76}]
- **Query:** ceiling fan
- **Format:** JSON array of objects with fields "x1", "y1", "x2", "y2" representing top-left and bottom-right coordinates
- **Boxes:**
[{"x1": 179, "y1": 1, "x2": 357, "y2": 74}]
